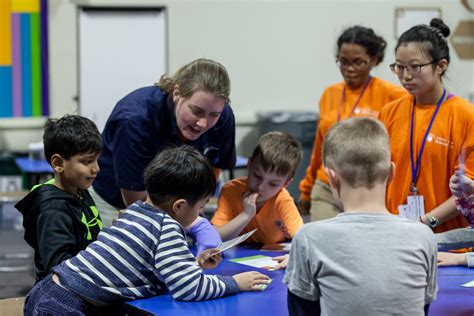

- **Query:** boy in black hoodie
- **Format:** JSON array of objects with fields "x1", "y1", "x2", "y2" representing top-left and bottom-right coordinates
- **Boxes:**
[{"x1": 15, "y1": 115, "x2": 103, "y2": 282}]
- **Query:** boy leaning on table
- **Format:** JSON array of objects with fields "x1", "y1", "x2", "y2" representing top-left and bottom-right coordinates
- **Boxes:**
[
  {"x1": 23, "y1": 146, "x2": 269, "y2": 315},
  {"x1": 211, "y1": 131, "x2": 304, "y2": 269},
  {"x1": 285, "y1": 117, "x2": 437, "y2": 316}
]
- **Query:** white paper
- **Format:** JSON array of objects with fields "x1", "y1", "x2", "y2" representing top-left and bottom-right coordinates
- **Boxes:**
[
  {"x1": 399, "y1": 204, "x2": 415, "y2": 220},
  {"x1": 407, "y1": 195, "x2": 425, "y2": 218},
  {"x1": 214, "y1": 229, "x2": 257, "y2": 254},
  {"x1": 230, "y1": 255, "x2": 279, "y2": 269},
  {"x1": 461, "y1": 280, "x2": 474, "y2": 288}
]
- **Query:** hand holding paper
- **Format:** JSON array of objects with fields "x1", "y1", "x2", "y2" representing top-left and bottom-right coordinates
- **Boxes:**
[
  {"x1": 197, "y1": 248, "x2": 222, "y2": 269},
  {"x1": 212, "y1": 229, "x2": 257, "y2": 255}
]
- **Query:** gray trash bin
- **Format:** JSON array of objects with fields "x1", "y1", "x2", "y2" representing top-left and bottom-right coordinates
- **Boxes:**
[{"x1": 256, "y1": 111, "x2": 319, "y2": 200}]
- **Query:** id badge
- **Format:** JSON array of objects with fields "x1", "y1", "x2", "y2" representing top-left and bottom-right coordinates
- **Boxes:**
[
  {"x1": 398, "y1": 204, "x2": 417, "y2": 220},
  {"x1": 407, "y1": 195, "x2": 425, "y2": 219}
]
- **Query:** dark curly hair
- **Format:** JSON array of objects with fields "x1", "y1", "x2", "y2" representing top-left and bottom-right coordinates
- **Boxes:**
[
  {"x1": 337, "y1": 26, "x2": 387, "y2": 65},
  {"x1": 43, "y1": 114, "x2": 102, "y2": 165},
  {"x1": 144, "y1": 146, "x2": 216, "y2": 206}
]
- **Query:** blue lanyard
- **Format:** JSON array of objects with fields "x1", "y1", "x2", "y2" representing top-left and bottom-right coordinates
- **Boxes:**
[
  {"x1": 337, "y1": 77, "x2": 372, "y2": 122},
  {"x1": 409, "y1": 88, "x2": 446, "y2": 194}
]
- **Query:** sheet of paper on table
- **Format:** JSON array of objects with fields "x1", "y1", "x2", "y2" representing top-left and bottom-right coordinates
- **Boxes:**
[
  {"x1": 229, "y1": 255, "x2": 279, "y2": 269},
  {"x1": 213, "y1": 229, "x2": 257, "y2": 254},
  {"x1": 461, "y1": 279, "x2": 474, "y2": 288}
]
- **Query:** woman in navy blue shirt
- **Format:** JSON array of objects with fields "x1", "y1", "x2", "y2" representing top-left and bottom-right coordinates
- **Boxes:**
[{"x1": 92, "y1": 58, "x2": 235, "y2": 251}]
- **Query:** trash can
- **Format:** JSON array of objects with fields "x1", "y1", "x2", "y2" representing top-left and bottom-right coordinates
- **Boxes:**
[
  {"x1": 256, "y1": 111, "x2": 318, "y2": 200},
  {"x1": 0, "y1": 153, "x2": 22, "y2": 192}
]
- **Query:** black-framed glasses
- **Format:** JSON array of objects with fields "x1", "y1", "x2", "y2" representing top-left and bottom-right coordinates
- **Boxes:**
[
  {"x1": 335, "y1": 58, "x2": 370, "y2": 70},
  {"x1": 389, "y1": 60, "x2": 437, "y2": 75}
]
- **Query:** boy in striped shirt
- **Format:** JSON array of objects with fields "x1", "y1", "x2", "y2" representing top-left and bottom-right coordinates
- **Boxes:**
[{"x1": 24, "y1": 146, "x2": 270, "y2": 315}]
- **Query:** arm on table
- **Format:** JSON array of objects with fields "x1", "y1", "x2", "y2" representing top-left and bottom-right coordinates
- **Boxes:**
[
  {"x1": 435, "y1": 228, "x2": 474, "y2": 251},
  {"x1": 437, "y1": 251, "x2": 470, "y2": 267}
]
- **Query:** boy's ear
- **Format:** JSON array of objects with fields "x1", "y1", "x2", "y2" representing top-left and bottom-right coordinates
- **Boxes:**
[
  {"x1": 387, "y1": 162, "x2": 396, "y2": 184},
  {"x1": 324, "y1": 167, "x2": 340, "y2": 189},
  {"x1": 172, "y1": 198, "x2": 187, "y2": 215},
  {"x1": 50, "y1": 154, "x2": 65, "y2": 173}
]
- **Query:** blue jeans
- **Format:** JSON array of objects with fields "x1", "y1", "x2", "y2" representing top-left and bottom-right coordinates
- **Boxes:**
[{"x1": 24, "y1": 274, "x2": 101, "y2": 316}]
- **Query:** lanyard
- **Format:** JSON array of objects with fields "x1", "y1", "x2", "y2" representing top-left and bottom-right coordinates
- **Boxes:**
[
  {"x1": 337, "y1": 76, "x2": 372, "y2": 122},
  {"x1": 409, "y1": 88, "x2": 446, "y2": 194}
]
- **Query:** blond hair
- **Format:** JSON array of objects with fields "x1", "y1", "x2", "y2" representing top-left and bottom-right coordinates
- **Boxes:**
[
  {"x1": 323, "y1": 117, "x2": 391, "y2": 188},
  {"x1": 156, "y1": 58, "x2": 231, "y2": 102},
  {"x1": 251, "y1": 131, "x2": 303, "y2": 178}
]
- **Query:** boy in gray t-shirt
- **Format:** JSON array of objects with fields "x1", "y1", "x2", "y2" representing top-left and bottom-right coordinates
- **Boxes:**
[{"x1": 284, "y1": 117, "x2": 437, "y2": 316}]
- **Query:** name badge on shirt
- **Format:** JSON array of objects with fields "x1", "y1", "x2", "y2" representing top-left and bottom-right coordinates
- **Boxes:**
[{"x1": 398, "y1": 195, "x2": 425, "y2": 220}]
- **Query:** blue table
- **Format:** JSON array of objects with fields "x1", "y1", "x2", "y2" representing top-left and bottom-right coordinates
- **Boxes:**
[
  {"x1": 125, "y1": 247, "x2": 474, "y2": 316},
  {"x1": 14, "y1": 157, "x2": 53, "y2": 189},
  {"x1": 14, "y1": 157, "x2": 53, "y2": 173}
]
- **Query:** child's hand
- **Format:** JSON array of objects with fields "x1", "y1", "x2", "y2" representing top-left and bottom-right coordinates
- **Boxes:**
[
  {"x1": 232, "y1": 271, "x2": 270, "y2": 291},
  {"x1": 437, "y1": 252, "x2": 468, "y2": 267},
  {"x1": 271, "y1": 254, "x2": 289, "y2": 270},
  {"x1": 242, "y1": 192, "x2": 258, "y2": 217},
  {"x1": 196, "y1": 248, "x2": 222, "y2": 270},
  {"x1": 450, "y1": 172, "x2": 474, "y2": 202}
]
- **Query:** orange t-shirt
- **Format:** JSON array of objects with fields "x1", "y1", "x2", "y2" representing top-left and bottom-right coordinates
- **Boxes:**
[
  {"x1": 211, "y1": 177, "x2": 303, "y2": 244},
  {"x1": 299, "y1": 77, "x2": 407, "y2": 200},
  {"x1": 379, "y1": 95, "x2": 474, "y2": 233}
]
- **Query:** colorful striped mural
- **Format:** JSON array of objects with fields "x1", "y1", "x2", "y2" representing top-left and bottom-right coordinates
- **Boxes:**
[{"x1": 0, "y1": 0, "x2": 48, "y2": 118}]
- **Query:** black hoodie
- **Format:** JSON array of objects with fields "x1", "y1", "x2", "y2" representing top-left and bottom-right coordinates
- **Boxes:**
[{"x1": 15, "y1": 184, "x2": 102, "y2": 282}]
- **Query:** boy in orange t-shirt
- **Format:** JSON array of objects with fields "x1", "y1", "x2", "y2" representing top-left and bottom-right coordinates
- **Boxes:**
[
  {"x1": 211, "y1": 132, "x2": 304, "y2": 246},
  {"x1": 379, "y1": 18, "x2": 474, "y2": 233}
]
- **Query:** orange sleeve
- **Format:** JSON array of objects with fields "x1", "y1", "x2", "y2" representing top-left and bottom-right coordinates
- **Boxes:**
[
  {"x1": 299, "y1": 126, "x2": 324, "y2": 201},
  {"x1": 211, "y1": 182, "x2": 241, "y2": 226},
  {"x1": 298, "y1": 89, "x2": 334, "y2": 201},
  {"x1": 277, "y1": 196, "x2": 304, "y2": 238}
]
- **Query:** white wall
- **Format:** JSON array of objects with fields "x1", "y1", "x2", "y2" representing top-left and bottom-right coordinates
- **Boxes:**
[{"x1": 3, "y1": 0, "x2": 474, "y2": 152}]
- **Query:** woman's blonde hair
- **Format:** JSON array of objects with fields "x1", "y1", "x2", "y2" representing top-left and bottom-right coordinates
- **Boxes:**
[{"x1": 156, "y1": 58, "x2": 231, "y2": 102}]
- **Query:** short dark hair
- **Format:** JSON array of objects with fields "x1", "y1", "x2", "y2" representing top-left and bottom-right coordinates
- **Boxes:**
[
  {"x1": 144, "y1": 146, "x2": 216, "y2": 206},
  {"x1": 395, "y1": 18, "x2": 450, "y2": 76},
  {"x1": 337, "y1": 26, "x2": 387, "y2": 65},
  {"x1": 43, "y1": 115, "x2": 102, "y2": 165},
  {"x1": 250, "y1": 131, "x2": 303, "y2": 179},
  {"x1": 323, "y1": 117, "x2": 391, "y2": 189}
]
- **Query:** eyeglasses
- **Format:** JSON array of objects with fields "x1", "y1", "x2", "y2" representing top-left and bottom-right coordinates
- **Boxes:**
[
  {"x1": 389, "y1": 61, "x2": 437, "y2": 75},
  {"x1": 335, "y1": 58, "x2": 370, "y2": 70}
]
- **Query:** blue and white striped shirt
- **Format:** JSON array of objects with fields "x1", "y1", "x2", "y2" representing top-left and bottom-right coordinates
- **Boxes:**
[{"x1": 53, "y1": 201, "x2": 239, "y2": 305}]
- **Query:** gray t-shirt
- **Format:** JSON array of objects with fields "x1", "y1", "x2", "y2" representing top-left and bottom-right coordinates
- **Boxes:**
[{"x1": 284, "y1": 213, "x2": 437, "y2": 316}]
